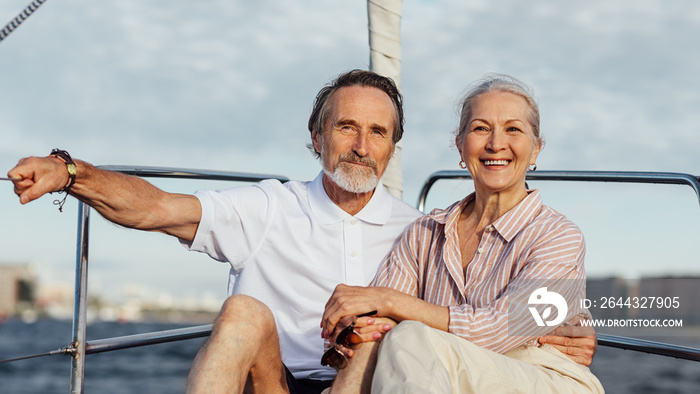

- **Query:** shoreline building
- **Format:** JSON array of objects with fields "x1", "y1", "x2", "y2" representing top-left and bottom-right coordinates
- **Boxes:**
[{"x1": 0, "y1": 263, "x2": 36, "y2": 317}]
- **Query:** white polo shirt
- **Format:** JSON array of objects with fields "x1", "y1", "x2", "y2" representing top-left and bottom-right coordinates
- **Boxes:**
[{"x1": 183, "y1": 172, "x2": 422, "y2": 380}]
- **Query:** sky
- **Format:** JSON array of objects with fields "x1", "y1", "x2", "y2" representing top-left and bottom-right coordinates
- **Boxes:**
[{"x1": 0, "y1": 0, "x2": 698, "y2": 306}]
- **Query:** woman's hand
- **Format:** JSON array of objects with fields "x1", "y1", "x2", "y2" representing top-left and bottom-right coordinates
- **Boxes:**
[
  {"x1": 538, "y1": 316, "x2": 597, "y2": 366},
  {"x1": 354, "y1": 316, "x2": 397, "y2": 342},
  {"x1": 327, "y1": 315, "x2": 397, "y2": 360}
]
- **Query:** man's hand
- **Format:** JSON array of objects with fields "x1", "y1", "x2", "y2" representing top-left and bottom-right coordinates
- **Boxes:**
[
  {"x1": 538, "y1": 320, "x2": 597, "y2": 366},
  {"x1": 322, "y1": 284, "x2": 397, "y2": 341},
  {"x1": 9, "y1": 154, "x2": 201, "y2": 241},
  {"x1": 9, "y1": 156, "x2": 71, "y2": 205}
]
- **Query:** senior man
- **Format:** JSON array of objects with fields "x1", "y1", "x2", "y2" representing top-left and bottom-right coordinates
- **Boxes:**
[{"x1": 8, "y1": 70, "x2": 594, "y2": 394}]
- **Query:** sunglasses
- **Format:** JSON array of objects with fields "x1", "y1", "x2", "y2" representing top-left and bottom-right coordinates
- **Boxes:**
[{"x1": 320, "y1": 311, "x2": 376, "y2": 370}]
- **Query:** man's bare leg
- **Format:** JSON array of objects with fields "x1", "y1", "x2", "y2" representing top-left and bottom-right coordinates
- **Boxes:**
[
  {"x1": 327, "y1": 341, "x2": 380, "y2": 394},
  {"x1": 186, "y1": 294, "x2": 289, "y2": 394}
]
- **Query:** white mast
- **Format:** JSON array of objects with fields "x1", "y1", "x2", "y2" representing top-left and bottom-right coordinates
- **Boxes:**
[{"x1": 368, "y1": 0, "x2": 403, "y2": 199}]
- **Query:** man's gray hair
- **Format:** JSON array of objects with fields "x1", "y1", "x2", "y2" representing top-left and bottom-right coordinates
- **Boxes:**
[{"x1": 307, "y1": 69, "x2": 404, "y2": 158}]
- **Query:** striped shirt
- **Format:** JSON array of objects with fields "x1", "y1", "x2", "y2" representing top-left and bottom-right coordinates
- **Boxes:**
[{"x1": 371, "y1": 190, "x2": 588, "y2": 354}]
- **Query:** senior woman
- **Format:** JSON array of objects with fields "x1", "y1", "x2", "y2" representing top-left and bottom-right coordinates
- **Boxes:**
[{"x1": 321, "y1": 74, "x2": 604, "y2": 393}]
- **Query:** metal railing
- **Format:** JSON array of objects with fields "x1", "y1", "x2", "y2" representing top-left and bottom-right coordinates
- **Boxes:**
[
  {"x1": 67, "y1": 169, "x2": 700, "y2": 391},
  {"x1": 416, "y1": 169, "x2": 700, "y2": 362},
  {"x1": 4, "y1": 169, "x2": 700, "y2": 392},
  {"x1": 68, "y1": 166, "x2": 288, "y2": 393},
  {"x1": 417, "y1": 170, "x2": 700, "y2": 212}
]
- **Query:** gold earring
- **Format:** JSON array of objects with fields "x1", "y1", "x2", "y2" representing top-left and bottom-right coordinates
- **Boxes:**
[{"x1": 459, "y1": 160, "x2": 467, "y2": 169}]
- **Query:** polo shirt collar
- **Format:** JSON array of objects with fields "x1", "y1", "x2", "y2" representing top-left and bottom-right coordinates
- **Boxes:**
[{"x1": 308, "y1": 171, "x2": 393, "y2": 225}]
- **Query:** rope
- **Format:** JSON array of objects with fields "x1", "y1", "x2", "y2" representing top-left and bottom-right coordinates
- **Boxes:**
[
  {"x1": 0, "y1": 347, "x2": 71, "y2": 364},
  {"x1": 0, "y1": 0, "x2": 49, "y2": 43}
]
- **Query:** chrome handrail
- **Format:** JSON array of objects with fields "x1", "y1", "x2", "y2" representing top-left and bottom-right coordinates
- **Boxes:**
[
  {"x1": 68, "y1": 166, "x2": 288, "y2": 393},
  {"x1": 61, "y1": 168, "x2": 700, "y2": 392},
  {"x1": 417, "y1": 170, "x2": 700, "y2": 212},
  {"x1": 414, "y1": 169, "x2": 700, "y2": 362},
  {"x1": 85, "y1": 324, "x2": 213, "y2": 354},
  {"x1": 97, "y1": 165, "x2": 290, "y2": 182},
  {"x1": 597, "y1": 333, "x2": 700, "y2": 362},
  {"x1": 68, "y1": 324, "x2": 700, "y2": 362},
  {"x1": 70, "y1": 202, "x2": 89, "y2": 394}
]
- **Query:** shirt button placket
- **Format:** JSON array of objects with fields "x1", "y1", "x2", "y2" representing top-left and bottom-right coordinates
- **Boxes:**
[{"x1": 344, "y1": 218, "x2": 363, "y2": 285}]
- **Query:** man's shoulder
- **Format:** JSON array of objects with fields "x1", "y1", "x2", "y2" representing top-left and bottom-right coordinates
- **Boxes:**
[
  {"x1": 257, "y1": 177, "x2": 304, "y2": 189},
  {"x1": 195, "y1": 178, "x2": 310, "y2": 208},
  {"x1": 386, "y1": 194, "x2": 423, "y2": 223},
  {"x1": 256, "y1": 178, "x2": 310, "y2": 196}
]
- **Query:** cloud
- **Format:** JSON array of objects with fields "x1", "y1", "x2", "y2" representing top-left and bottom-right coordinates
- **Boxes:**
[
  {"x1": 399, "y1": 0, "x2": 700, "y2": 189},
  {"x1": 1, "y1": 0, "x2": 699, "y2": 302},
  {"x1": 0, "y1": 0, "x2": 368, "y2": 174}
]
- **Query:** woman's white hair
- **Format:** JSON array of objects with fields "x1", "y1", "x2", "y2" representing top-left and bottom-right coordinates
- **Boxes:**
[{"x1": 454, "y1": 73, "x2": 543, "y2": 148}]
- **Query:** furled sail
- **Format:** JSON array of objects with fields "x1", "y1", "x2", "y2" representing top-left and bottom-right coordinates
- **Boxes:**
[{"x1": 368, "y1": 0, "x2": 403, "y2": 198}]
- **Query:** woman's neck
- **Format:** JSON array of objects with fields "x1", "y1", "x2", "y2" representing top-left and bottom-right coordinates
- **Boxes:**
[{"x1": 469, "y1": 186, "x2": 529, "y2": 227}]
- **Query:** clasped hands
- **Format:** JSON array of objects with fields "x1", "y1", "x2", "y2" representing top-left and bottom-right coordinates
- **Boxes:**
[
  {"x1": 320, "y1": 285, "x2": 396, "y2": 370},
  {"x1": 321, "y1": 284, "x2": 598, "y2": 368}
]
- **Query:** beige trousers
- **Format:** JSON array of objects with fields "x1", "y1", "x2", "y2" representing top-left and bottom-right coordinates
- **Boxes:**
[{"x1": 372, "y1": 321, "x2": 604, "y2": 394}]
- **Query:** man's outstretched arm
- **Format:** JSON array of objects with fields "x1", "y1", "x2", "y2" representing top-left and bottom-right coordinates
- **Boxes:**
[{"x1": 9, "y1": 154, "x2": 201, "y2": 242}]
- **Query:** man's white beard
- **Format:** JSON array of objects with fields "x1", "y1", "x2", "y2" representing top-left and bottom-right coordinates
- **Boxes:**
[{"x1": 323, "y1": 155, "x2": 379, "y2": 194}]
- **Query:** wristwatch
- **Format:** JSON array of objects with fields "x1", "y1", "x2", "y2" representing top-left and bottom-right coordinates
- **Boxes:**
[{"x1": 50, "y1": 148, "x2": 77, "y2": 191}]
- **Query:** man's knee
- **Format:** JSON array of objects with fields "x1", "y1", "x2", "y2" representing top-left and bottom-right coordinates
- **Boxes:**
[{"x1": 214, "y1": 295, "x2": 276, "y2": 336}]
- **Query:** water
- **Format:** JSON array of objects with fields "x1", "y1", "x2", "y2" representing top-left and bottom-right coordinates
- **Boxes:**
[
  {"x1": 0, "y1": 319, "x2": 206, "y2": 393},
  {"x1": 1, "y1": 319, "x2": 700, "y2": 393},
  {"x1": 591, "y1": 345, "x2": 700, "y2": 393}
]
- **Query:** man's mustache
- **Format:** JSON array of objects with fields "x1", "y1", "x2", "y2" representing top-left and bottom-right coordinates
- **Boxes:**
[{"x1": 338, "y1": 153, "x2": 377, "y2": 170}]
